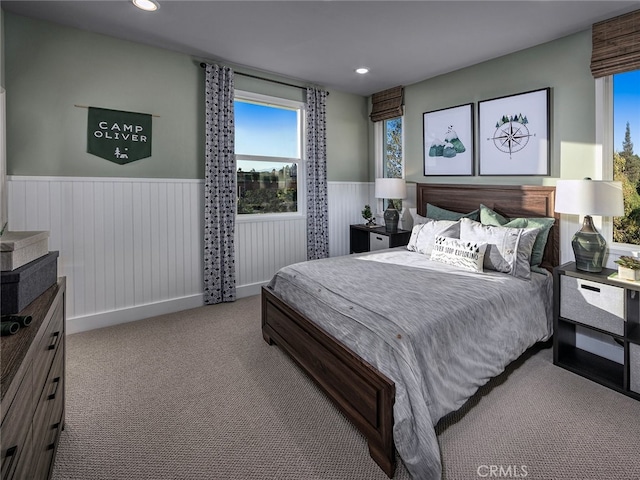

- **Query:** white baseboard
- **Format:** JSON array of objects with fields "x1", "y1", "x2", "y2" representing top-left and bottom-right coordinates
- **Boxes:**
[
  {"x1": 66, "y1": 294, "x2": 206, "y2": 334},
  {"x1": 236, "y1": 281, "x2": 269, "y2": 298},
  {"x1": 66, "y1": 282, "x2": 267, "y2": 334}
]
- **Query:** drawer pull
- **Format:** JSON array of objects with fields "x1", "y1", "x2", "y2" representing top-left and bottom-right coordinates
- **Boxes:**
[
  {"x1": 375, "y1": 236, "x2": 382, "y2": 241},
  {"x1": 47, "y1": 423, "x2": 61, "y2": 450},
  {"x1": 2, "y1": 446, "x2": 18, "y2": 479},
  {"x1": 48, "y1": 377, "x2": 61, "y2": 400},
  {"x1": 48, "y1": 331, "x2": 60, "y2": 350},
  {"x1": 580, "y1": 284, "x2": 600, "y2": 293}
]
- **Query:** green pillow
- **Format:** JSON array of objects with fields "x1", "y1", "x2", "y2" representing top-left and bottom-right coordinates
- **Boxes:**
[
  {"x1": 426, "y1": 203, "x2": 479, "y2": 222},
  {"x1": 480, "y1": 204, "x2": 555, "y2": 269}
]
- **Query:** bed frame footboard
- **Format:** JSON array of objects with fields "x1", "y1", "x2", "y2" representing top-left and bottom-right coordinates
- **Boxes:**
[{"x1": 261, "y1": 286, "x2": 396, "y2": 477}]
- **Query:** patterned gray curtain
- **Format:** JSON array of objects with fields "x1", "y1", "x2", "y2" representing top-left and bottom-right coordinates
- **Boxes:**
[
  {"x1": 204, "y1": 64, "x2": 236, "y2": 304},
  {"x1": 306, "y1": 87, "x2": 329, "y2": 260}
]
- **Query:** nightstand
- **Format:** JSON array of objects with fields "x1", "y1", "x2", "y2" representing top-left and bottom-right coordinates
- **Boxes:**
[
  {"x1": 349, "y1": 224, "x2": 411, "y2": 254},
  {"x1": 553, "y1": 262, "x2": 640, "y2": 400}
]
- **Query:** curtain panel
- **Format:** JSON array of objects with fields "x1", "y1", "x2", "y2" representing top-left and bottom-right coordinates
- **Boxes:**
[
  {"x1": 591, "y1": 9, "x2": 640, "y2": 78},
  {"x1": 306, "y1": 87, "x2": 329, "y2": 260},
  {"x1": 204, "y1": 64, "x2": 236, "y2": 304}
]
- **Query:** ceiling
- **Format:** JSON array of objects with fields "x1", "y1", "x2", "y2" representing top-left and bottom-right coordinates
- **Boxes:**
[{"x1": 3, "y1": 0, "x2": 639, "y2": 96}]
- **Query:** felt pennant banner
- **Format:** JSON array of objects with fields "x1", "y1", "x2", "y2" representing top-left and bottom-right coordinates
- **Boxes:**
[{"x1": 87, "y1": 107, "x2": 152, "y2": 164}]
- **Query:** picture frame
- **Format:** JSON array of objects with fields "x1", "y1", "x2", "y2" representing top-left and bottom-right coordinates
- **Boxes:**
[
  {"x1": 423, "y1": 103, "x2": 474, "y2": 176},
  {"x1": 478, "y1": 88, "x2": 550, "y2": 176}
]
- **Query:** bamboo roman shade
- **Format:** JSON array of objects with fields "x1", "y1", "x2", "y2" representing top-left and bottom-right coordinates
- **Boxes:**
[
  {"x1": 369, "y1": 86, "x2": 404, "y2": 122},
  {"x1": 591, "y1": 9, "x2": 640, "y2": 78}
]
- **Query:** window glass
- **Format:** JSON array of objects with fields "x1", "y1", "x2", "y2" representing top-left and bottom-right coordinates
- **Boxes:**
[
  {"x1": 235, "y1": 101, "x2": 299, "y2": 158},
  {"x1": 236, "y1": 160, "x2": 297, "y2": 214},
  {"x1": 383, "y1": 117, "x2": 403, "y2": 210},
  {"x1": 383, "y1": 117, "x2": 402, "y2": 178},
  {"x1": 612, "y1": 69, "x2": 640, "y2": 244},
  {"x1": 234, "y1": 95, "x2": 302, "y2": 215}
]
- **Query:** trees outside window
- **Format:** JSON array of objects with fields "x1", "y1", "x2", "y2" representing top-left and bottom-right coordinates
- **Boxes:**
[{"x1": 612, "y1": 70, "x2": 640, "y2": 244}]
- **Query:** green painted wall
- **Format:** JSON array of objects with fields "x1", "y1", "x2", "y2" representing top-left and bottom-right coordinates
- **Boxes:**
[
  {"x1": 4, "y1": 12, "x2": 369, "y2": 181},
  {"x1": 397, "y1": 29, "x2": 596, "y2": 184}
]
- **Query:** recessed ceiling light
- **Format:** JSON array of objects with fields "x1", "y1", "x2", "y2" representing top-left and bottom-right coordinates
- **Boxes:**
[
  {"x1": 355, "y1": 67, "x2": 370, "y2": 75},
  {"x1": 133, "y1": 0, "x2": 160, "y2": 12}
]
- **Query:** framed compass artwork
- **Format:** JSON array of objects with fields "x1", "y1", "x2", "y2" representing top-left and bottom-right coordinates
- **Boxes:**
[
  {"x1": 478, "y1": 88, "x2": 550, "y2": 176},
  {"x1": 423, "y1": 103, "x2": 474, "y2": 176}
]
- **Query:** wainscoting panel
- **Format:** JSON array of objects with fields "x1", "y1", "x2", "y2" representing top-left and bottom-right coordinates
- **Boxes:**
[
  {"x1": 235, "y1": 217, "x2": 307, "y2": 290},
  {"x1": 7, "y1": 177, "x2": 371, "y2": 332},
  {"x1": 328, "y1": 182, "x2": 375, "y2": 257},
  {"x1": 8, "y1": 176, "x2": 204, "y2": 327}
]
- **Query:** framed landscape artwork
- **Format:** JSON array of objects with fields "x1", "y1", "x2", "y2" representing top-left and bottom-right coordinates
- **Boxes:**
[
  {"x1": 423, "y1": 103, "x2": 474, "y2": 176},
  {"x1": 478, "y1": 88, "x2": 550, "y2": 176}
]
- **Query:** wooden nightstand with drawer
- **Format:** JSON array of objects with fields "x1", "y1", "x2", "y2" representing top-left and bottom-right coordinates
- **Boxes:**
[
  {"x1": 349, "y1": 225, "x2": 411, "y2": 254},
  {"x1": 554, "y1": 262, "x2": 640, "y2": 400}
]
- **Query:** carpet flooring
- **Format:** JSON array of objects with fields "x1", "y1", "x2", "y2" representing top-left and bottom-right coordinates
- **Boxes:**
[{"x1": 52, "y1": 295, "x2": 640, "y2": 480}]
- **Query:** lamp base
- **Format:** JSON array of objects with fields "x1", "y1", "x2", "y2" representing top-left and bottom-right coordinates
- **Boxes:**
[
  {"x1": 384, "y1": 207, "x2": 399, "y2": 233},
  {"x1": 572, "y1": 215, "x2": 607, "y2": 273}
]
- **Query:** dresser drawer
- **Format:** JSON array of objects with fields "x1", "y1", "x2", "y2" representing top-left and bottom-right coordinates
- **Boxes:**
[
  {"x1": 560, "y1": 275, "x2": 625, "y2": 336},
  {"x1": 1, "y1": 368, "x2": 33, "y2": 480},
  {"x1": 31, "y1": 418, "x2": 62, "y2": 480},
  {"x1": 32, "y1": 301, "x2": 64, "y2": 403},
  {"x1": 369, "y1": 232, "x2": 389, "y2": 251},
  {"x1": 33, "y1": 342, "x2": 64, "y2": 450}
]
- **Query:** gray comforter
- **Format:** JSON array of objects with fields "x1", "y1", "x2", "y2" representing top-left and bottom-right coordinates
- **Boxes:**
[{"x1": 266, "y1": 249, "x2": 553, "y2": 480}]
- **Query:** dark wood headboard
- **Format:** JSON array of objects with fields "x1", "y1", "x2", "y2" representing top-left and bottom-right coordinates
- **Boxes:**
[{"x1": 416, "y1": 183, "x2": 560, "y2": 270}]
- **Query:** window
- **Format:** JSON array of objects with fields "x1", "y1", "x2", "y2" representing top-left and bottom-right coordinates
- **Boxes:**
[
  {"x1": 383, "y1": 117, "x2": 403, "y2": 179},
  {"x1": 376, "y1": 117, "x2": 404, "y2": 211},
  {"x1": 234, "y1": 91, "x2": 304, "y2": 216},
  {"x1": 612, "y1": 69, "x2": 640, "y2": 245}
]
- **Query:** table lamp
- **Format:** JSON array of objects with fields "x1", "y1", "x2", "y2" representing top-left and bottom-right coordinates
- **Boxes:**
[
  {"x1": 555, "y1": 179, "x2": 624, "y2": 272},
  {"x1": 375, "y1": 178, "x2": 406, "y2": 233}
]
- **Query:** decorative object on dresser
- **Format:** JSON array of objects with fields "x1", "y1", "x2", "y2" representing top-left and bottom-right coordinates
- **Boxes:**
[
  {"x1": 614, "y1": 256, "x2": 640, "y2": 281},
  {"x1": 1, "y1": 278, "x2": 66, "y2": 479},
  {"x1": 361, "y1": 204, "x2": 375, "y2": 227},
  {"x1": 1, "y1": 252, "x2": 59, "y2": 315},
  {"x1": 349, "y1": 224, "x2": 411, "y2": 254},
  {"x1": 0, "y1": 231, "x2": 50, "y2": 271},
  {"x1": 555, "y1": 179, "x2": 624, "y2": 272},
  {"x1": 554, "y1": 262, "x2": 640, "y2": 400},
  {"x1": 374, "y1": 178, "x2": 406, "y2": 233}
]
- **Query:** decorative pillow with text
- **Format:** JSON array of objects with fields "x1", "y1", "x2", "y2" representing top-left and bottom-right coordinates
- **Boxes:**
[{"x1": 430, "y1": 235, "x2": 487, "y2": 272}]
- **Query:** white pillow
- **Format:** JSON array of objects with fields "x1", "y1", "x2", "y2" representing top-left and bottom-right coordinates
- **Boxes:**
[
  {"x1": 459, "y1": 218, "x2": 539, "y2": 279},
  {"x1": 430, "y1": 235, "x2": 487, "y2": 273},
  {"x1": 409, "y1": 207, "x2": 428, "y2": 226},
  {"x1": 406, "y1": 219, "x2": 460, "y2": 256}
]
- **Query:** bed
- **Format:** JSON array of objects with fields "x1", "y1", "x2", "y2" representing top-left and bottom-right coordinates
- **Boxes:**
[{"x1": 261, "y1": 183, "x2": 559, "y2": 479}]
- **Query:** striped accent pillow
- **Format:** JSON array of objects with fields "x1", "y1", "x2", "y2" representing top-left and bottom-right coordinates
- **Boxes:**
[{"x1": 430, "y1": 235, "x2": 487, "y2": 273}]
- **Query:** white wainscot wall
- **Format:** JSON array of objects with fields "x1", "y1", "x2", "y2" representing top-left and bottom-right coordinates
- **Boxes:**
[{"x1": 8, "y1": 177, "x2": 372, "y2": 333}]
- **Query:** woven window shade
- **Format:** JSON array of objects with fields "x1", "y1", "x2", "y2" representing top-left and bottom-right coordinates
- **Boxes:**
[
  {"x1": 591, "y1": 9, "x2": 640, "y2": 78},
  {"x1": 370, "y1": 86, "x2": 404, "y2": 122}
]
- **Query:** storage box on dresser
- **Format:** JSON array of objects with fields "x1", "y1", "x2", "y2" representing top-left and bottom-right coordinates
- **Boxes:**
[
  {"x1": 1, "y1": 278, "x2": 66, "y2": 479},
  {"x1": 0, "y1": 231, "x2": 49, "y2": 272},
  {"x1": 553, "y1": 262, "x2": 640, "y2": 400},
  {"x1": 1, "y1": 252, "x2": 59, "y2": 314}
]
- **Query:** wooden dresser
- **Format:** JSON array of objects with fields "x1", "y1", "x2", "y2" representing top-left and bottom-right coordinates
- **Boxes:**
[{"x1": 1, "y1": 278, "x2": 66, "y2": 480}]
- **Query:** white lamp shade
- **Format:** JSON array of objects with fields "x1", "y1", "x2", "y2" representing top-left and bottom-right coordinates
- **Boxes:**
[
  {"x1": 375, "y1": 178, "x2": 406, "y2": 199},
  {"x1": 555, "y1": 179, "x2": 624, "y2": 217}
]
